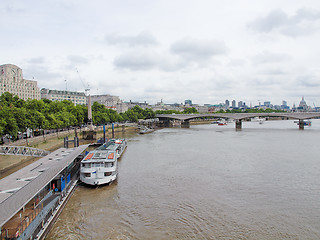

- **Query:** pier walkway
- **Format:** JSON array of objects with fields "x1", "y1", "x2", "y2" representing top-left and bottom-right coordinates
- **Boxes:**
[
  {"x1": 0, "y1": 146, "x2": 50, "y2": 157},
  {"x1": 0, "y1": 144, "x2": 89, "y2": 240}
]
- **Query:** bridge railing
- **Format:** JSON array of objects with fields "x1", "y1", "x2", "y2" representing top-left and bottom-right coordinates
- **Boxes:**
[{"x1": 0, "y1": 146, "x2": 50, "y2": 157}]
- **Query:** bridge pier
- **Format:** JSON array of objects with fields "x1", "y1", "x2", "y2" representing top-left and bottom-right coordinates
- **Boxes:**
[
  {"x1": 164, "y1": 120, "x2": 173, "y2": 127},
  {"x1": 181, "y1": 120, "x2": 190, "y2": 128},
  {"x1": 298, "y1": 119, "x2": 304, "y2": 130},
  {"x1": 235, "y1": 119, "x2": 242, "y2": 130}
]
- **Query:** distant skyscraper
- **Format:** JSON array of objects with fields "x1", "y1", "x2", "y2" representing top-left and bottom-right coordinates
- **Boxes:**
[
  {"x1": 238, "y1": 101, "x2": 243, "y2": 108},
  {"x1": 185, "y1": 99, "x2": 192, "y2": 105},
  {"x1": 281, "y1": 100, "x2": 289, "y2": 110},
  {"x1": 225, "y1": 99, "x2": 229, "y2": 107},
  {"x1": 264, "y1": 101, "x2": 271, "y2": 108},
  {"x1": 232, "y1": 100, "x2": 236, "y2": 108}
]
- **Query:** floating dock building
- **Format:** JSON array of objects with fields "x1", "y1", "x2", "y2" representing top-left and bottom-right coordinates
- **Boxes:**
[{"x1": 0, "y1": 145, "x2": 89, "y2": 240}]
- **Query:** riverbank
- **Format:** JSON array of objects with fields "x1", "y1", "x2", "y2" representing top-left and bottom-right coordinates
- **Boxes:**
[{"x1": 0, "y1": 124, "x2": 138, "y2": 178}]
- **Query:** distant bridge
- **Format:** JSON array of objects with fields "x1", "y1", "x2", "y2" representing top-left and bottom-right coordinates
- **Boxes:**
[
  {"x1": 0, "y1": 146, "x2": 50, "y2": 157},
  {"x1": 155, "y1": 112, "x2": 320, "y2": 129}
]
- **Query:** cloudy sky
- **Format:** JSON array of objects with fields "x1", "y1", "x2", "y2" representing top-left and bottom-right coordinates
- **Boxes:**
[{"x1": 1, "y1": 0, "x2": 320, "y2": 107}]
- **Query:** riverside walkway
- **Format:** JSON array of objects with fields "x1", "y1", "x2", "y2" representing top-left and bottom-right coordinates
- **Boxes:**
[{"x1": 156, "y1": 112, "x2": 320, "y2": 129}]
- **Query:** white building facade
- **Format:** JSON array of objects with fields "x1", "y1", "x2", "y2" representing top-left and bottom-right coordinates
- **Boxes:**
[
  {"x1": 89, "y1": 94, "x2": 128, "y2": 113},
  {"x1": 0, "y1": 64, "x2": 41, "y2": 100},
  {"x1": 41, "y1": 88, "x2": 86, "y2": 105}
]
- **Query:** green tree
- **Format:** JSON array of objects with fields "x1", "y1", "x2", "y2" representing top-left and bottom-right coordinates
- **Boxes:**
[{"x1": 183, "y1": 107, "x2": 198, "y2": 114}]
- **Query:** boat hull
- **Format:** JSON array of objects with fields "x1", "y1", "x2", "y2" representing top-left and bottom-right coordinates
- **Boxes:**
[
  {"x1": 80, "y1": 174, "x2": 117, "y2": 186},
  {"x1": 80, "y1": 139, "x2": 127, "y2": 187}
]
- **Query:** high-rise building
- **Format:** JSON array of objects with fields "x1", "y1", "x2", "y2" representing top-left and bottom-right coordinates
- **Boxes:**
[
  {"x1": 281, "y1": 100, "x2": 290, "y2": 110},
  {"x1": 0, "y1": 64, "x2": 40, "y2": 100},
  {"x1": 225, "y1": 99, "x2": 230, "y2": 107},
  {"x1": 264, "y1": 101, "x2": 271, "y2": 108},
  {"x1": 238, "y1": 101, "x2": 243, "y2": 108},
  {"x1": 185, "y1": 99, "x2": 192, "y2": 105},
  {"x1": 232, "y1": 100, "x2": 236, "y2": 108}
]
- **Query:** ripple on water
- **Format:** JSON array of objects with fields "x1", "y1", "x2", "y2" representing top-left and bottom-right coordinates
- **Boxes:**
[{"x1": 47, "y1": 121, "x2": 320, "y2": 239}]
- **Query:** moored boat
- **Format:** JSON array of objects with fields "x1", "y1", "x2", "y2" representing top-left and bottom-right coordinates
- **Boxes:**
[
  {"x1": 139, "y1": 126, "x2": 155, "y2": 134},
  {"x1": 80, "y1": 139, "x2": 127, "y2": 186},
  {"x1": 294, "y1": 120, "x2": 312, "y2": 126}
]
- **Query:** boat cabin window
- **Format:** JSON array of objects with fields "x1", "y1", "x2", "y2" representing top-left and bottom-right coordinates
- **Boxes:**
[
  {"x1": 93, "y1": 162, "x2": 103, "y2": 167},
  {"x1": 104, "y1": 172, "x2": 112, "y2": 176},
  {"x1": 82, "y1": 163, "x2": 91, "y2": 168},
  {"x1": 84, "y1": 173, "x2": 91, "y2": 177},
  {"x1": 104, "y1": 162, "x2": 114, "y2": 168},
  {"x1": 93, "y1": 152, "x2": 108, "y2": 159}
]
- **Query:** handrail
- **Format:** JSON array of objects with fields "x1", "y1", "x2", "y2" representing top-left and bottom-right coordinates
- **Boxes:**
[
  {"x1": 0, "y1": 206, "x2": 42, "y2": 239},
  {"x1": 0, "y1": 146, "x2": 50, "y2": 156}
]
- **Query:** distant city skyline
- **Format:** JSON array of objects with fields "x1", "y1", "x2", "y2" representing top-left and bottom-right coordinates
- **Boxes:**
[{"x1": 1, "y1": 0, "x2": 320, "y2": 106}]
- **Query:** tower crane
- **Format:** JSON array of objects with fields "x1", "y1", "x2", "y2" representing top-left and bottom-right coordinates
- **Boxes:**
[{"x1": 75, "y1": 68, "x2": 90, "y2": 95}]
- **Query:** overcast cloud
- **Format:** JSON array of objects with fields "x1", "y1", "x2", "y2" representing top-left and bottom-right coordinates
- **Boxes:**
[
  {"x1": 1, "y1": 0, "x2": 320, "y2": 106},
  {"x1": 248, "y1": 8, "x2": 320, "y2": 37},
  {"x1": 105, "y1": 31, "x2": 158, "y2": 47}
]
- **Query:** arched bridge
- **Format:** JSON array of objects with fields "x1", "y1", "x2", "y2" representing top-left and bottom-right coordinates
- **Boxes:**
[{"x1": 155, "y1": 112, "x2": 320, "y2": 129}]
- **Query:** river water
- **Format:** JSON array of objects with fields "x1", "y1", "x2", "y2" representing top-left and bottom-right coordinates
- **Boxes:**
[{"x1": 46, "y1": 120, "x2": 320, "y2": 239}]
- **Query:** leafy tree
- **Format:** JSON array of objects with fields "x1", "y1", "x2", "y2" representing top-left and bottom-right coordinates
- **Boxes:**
[
  {"x1": 12, "y1": 108, "x2": 29, "y2": 132},
  {"x1": 183, "y1": 107, "x2": 198, "y2": 114},
  {"x1": 143, "y1": 108, "x2": 155, "y2": 119}
]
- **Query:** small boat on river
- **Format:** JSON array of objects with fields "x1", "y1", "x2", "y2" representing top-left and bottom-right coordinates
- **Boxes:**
[
  {"x1": 218, "y1": 120, "x2": 227, "y2": 126},
  {"x1": 80, "y1": 139, "x2": 127, "y2": 186},
  {"x1": 294, "y1": 120, "x2": 312, "y2": 126},
  {"x1": 139, "y1": 126, "x2": 155, "y2": 134}
]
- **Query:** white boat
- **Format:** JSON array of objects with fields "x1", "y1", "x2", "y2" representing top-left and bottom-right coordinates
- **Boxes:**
[
  {"x1": 80, "y1": 139, "x2": 127, "y2": 186},
  {"x1": 139, "y1": 126, "x2": 155, "y2": 134},
  {"x1": 294, "y1": 120, "x2": 312, "y2": 126},
  {"x1": 98, "y1": 138, "x2": 127, "y2": 158},
  {"x1": 252, "y1": 117, "x2": 265, "y2": 124}
]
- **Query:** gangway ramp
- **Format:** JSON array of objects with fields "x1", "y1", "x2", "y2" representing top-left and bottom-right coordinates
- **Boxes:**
[{"x1": 0, "y1": 146, "x2": 50, "y2": 157}]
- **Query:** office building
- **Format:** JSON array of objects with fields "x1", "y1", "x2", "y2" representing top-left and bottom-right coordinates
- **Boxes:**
[
  {"x1": 225, "y1": 99, "x2": 230, "y2": 107},
  {"x1": 41, "y1": 88, "x2": 86, "y2": 105},
  {"x1": 232, "y1": 100, "x2": 236, "y2": 108},
  {"x1": 0, "y1": 64, "x2": 40, "y2": 100},
  {"x1": 185, "y1": 99, "x2": 192, "y2": 106},
  {"x1": 90, "y1": 94, "x2": 128, "y2": 113}
]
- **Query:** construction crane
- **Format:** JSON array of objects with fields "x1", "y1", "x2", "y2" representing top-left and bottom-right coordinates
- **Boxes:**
[{"x1": 75, "y1": 67, "x2": 90, "y2": 96}]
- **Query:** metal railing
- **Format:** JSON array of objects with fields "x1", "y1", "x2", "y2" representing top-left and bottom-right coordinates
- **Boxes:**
[
  {"x1": 0, "y1": 146, "x2": 50, "y2": 157},
  {"x1": 0, "y1": 206, "x2": 42, "y2": 239}
]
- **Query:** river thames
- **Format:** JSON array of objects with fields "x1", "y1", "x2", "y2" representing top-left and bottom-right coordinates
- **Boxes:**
[{"x1": 47, "y1": 119, "x2": 320, "y2": 239}]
